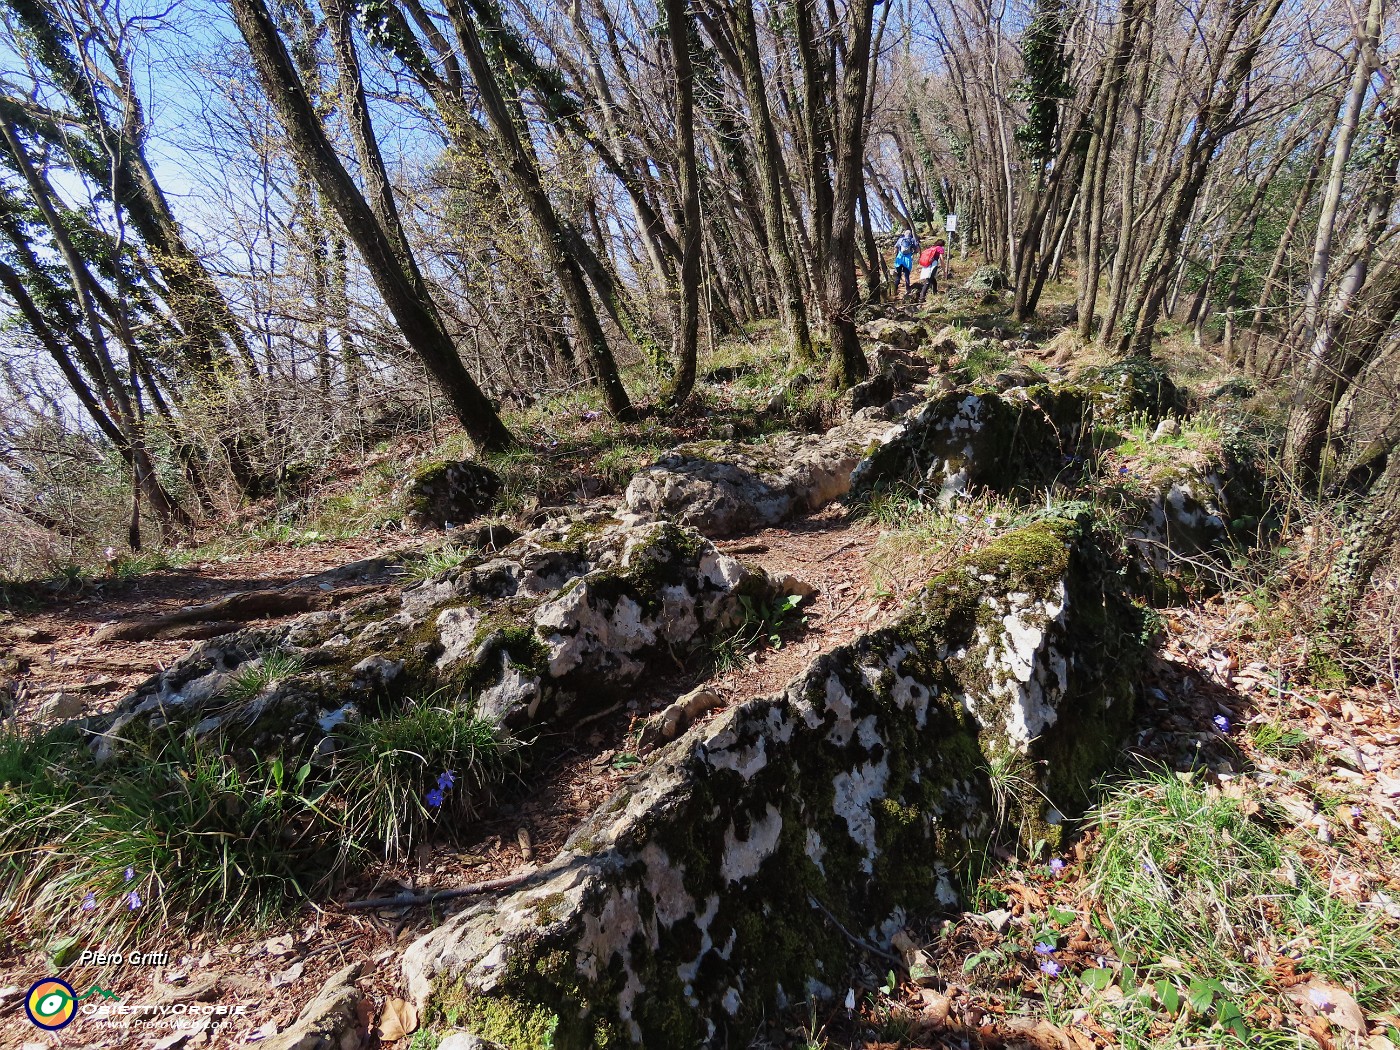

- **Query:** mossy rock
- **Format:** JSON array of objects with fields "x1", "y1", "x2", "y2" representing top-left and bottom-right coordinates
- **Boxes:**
[
  {"x1": 405, "y1": 461, "x2": 503, "y2": 529},
  {"x1": 403, "y1": 517, "x2": 1147, "y2": 1047},
  {"x1": 849, "y1": 385, "x2": 1094, "y2": 502},
  {"x1": 964, "y1": 266, "x2": 1008, "y2": 292},
  {"x1": 1077, "y1": 359, "x2": 1183, "y2": 426}
]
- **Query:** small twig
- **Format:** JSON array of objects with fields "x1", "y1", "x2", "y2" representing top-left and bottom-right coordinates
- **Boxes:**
[
  {"x1": 808, "y1": 894, "x2": 902, "y2": 967},
  {"x1": 824, "y1": 539, "x2": 858, "y2": 559},
  {"x1": 573, "y1": 700, "x2": 624, "y2": 728},
  {"x1": 343, "y1": 873, "x2": 531, "y2": 910}
]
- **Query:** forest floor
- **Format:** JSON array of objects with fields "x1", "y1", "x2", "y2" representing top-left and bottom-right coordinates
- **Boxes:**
[{"x1": 1, "y1": 278, "x2": 1398, "y2": 1050}]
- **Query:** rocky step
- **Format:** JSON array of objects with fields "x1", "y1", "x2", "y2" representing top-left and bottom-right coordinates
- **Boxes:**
[{"x1": 399, "y1": 516, "x2": 1150, "y2": 1048}]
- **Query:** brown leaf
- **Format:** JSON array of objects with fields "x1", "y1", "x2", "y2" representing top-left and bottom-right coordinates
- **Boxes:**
[
  {"x1": 378, "y1": 998, "x2": 418, "y2": 1042},
  {"x1": 999, "y1": 1017, "x2": 1077, "y2": 1049},
  {"x1": 917, "y1": 988, "x2": 951, "y2": 1025},
  {"x1": 1287, "y1": 979, "x2": 1368, "y2": 1036}
]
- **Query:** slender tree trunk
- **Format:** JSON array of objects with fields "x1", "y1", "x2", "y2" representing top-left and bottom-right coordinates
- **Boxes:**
[
  {"x1": 228, "y1": 0, "x2": 516, "y2": 452},
  {"x1": 1301, "y1": 0, "x2": 1384, "y2": 346},
  {"x1": 661, "y1": 0, "x2": 701, "y2": 406}
]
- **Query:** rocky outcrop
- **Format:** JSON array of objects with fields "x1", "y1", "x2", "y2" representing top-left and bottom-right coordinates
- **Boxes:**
[
  {"x1": 621, "y1": 414, "x2": 901, "y2": 538},
  {"x1": 964, "y1": 265, "x2": 1008, "y2": 292},
  {"x1": 849, "y1": 386, "x2": 1094, "y2": 503},
  {"x1": 404, "y1": 461, "x2": 503, "y2": 529},
  {"x1": 401, "y1": 519, "x2": 1147, "y2": 1048},
  {"x1": 90, "y1": 514, "x2": 797, "y2": 762},
  {"x1": 1116, "y1": 443, "x2": 1263, "y2": 572},
  {"x1": 1076, "y1": 359, "x2": 1182, "y2": 426},
  {"x1": 264, "y1": 963, "x2": 371, "y2": 1050}
]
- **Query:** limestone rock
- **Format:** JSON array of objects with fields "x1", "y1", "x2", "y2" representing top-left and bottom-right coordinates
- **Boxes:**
[
  {"x1": 93, "y1": 515, "x2": 802, "y2": 758},
  {"x1": 37, "y1": 692, "x2": 83, "y2": 720},
  {"x1": 964, "y1": 265, "x2": 1008, "y2": 292},
  {"x1": 437, "y1": 1035, "x2": 506, "y2": 1050},
  {"x1": 400, "y1": 519, "x2": 1145, "y2": 1047},
  {"x1": 850, "y1": 386, "x2": 1093, "y2": 503},
  {"x1": 858, "y1": 318, "x2": 928, "y2": 352},
  {"x1": 622, "y1": 415, "x2": 899, "y2": 538},
  {"x1": 403, "y1": 461, "x2": 502, "y2": 529},
  {"x1": 635, "y1": 686, "x2": 723, "y2": 753},
  {"x1": 1076, "y1": 359, "x2": 1182, "y2": 425},
  {"x1": 263, "y1": 963, "x2": 368, "y2": 1050}
]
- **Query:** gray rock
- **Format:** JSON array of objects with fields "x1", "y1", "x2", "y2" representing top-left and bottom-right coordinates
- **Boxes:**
[
  {"x1": 95, "y1": 518, "x2": 805, "y2": 753},
  {"x1": 263, "y1": 962, "x2": 368, "y2": 1050},
  {"x1": 964, "y1": 265, "x2": 1008, "y2": 292},
  {"x1": 436, "y1": 1034, "x2": 506, "y2": 1050},
  {"x1": 622, "y1": 415, "x2": 899, "y2": 538},
  {"x1": 401, "y1": 518, "x2": 1146, "y2": 1046},
  {"x1": 850, "y1": 385, "x2": 1093, "y2": 503},
  {"x1": 858, "y1": 318, "x2": 928, "y2": 351},
  {"x1": 37, "y1": 692, "x2": 83, "y2": 720}
]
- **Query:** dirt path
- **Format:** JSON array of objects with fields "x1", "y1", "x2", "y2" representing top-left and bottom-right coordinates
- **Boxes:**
[{"x1": 0, "y1": 534, "x2": 413, "y2": 725}]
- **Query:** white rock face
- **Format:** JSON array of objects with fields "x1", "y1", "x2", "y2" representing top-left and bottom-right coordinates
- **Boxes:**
[{"x1": 400, "y1": 522, "x2": 1144, "y2": 1048}]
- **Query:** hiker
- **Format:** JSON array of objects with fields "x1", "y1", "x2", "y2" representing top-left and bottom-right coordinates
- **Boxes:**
[
  {"x1": 915, "y1": 239, "x2": 947, "y2": 303},
  {"x1": 892, "y1": 228, "x2": 918, "y2": 298}
]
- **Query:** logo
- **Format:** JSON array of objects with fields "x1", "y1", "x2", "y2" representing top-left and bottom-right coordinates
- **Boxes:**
[{"x1": 25, "y1": 978, "x2": 77, "y2": 1030}]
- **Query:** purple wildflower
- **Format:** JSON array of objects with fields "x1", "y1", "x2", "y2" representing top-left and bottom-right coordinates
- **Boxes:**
[
  {"x1": 1039, "y1": 959, "x2": 1061, "y2": 977},
  {"x1": 581, "y1": 410, "x2": 601, "y2": 422},
  {"x1": 1034, "y1": 943, "x2": 1057, "y2": 956},
  {"x1": 437, "y1": 770, "x2": 457, "y2": 791},
  {"x1": 127, "y1": 891, "x2": 141, "y2": 910},
  {"x1": 426, "y1": 788, "x2": 445, "y2": 808},
  {"x1": 124, "y1": 867, "x2": 135, "y2": 882},
  {"x1": 1213, "y1": 714, "x2": 1230, "y2": 734},
  {"x1": 81, "y1": 892, "x2": 96, "y2": 912},
  {"x1": 1049, "y1": 857, "x2": 1066, "y2": 875}
]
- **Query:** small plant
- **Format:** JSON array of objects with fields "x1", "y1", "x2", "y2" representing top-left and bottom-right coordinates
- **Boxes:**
[
  {"x1": 398, "y1": 545, "x2": 477, "y2": 583},
  {"x1": 337, "y1": 697, "x2": 520, "y2": 862},
  {"x1": 223, "y1": 651, "x2": 306, "y2": 702},
  {"x1": 1249, "y1": 721, "x2": 1309, "y2": 757},
  {"x1": 738, "y1": 593, "x2": 807, "y2": 650}
]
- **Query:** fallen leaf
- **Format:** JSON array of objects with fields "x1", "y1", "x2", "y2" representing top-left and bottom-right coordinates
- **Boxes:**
[
  {"x1": 269, "y1": 961, "x2": 303, "y2": 988},
  {"x1": 917, "y1": 988, "x2": 950, "y2": 1024},
  {"x1": 998, "y1": 1017, "x2": 1076, "y2": 1049},
  {"x1": 263, "y1": 935, "x2": 294, "y2": 957},
  {"x1": 379, "y1": 998, "x2": 418, "y2": 1042},
  {"x1": 1286, "y1": 979, "x2": 1368, "y2": 1035}
]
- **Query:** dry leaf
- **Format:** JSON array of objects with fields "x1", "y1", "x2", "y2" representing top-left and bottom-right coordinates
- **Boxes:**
[
  {"x1": 917, "y1": 988, "x2": 950, "y2": 1024},
  {"x1": 379, "y1": 998, "x2": 418, "y2": 1042},
  {"x1": 269, "y1": 961, "x2": 302, "y2": 988},
  {"x1": 1286, "y1": 979, "x2": 1368, "y2": 1035},
  {"x1": 998, "y1": 1017, "x2": 1076, "y2": 1049},
  {"x1": 263, "y1": 935, "x2": 294, "y2": 957}
]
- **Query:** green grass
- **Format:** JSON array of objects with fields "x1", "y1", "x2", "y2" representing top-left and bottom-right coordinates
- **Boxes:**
[
  {"x1": 223, "y1": 651, "x2": 307, "y2": 702},
  {"x1": 338, "y1": 698, "x2": 520, "y2": 862},
  {"x1": 397, "y1": 545, "x2": 479, "y2": 583},
  {"x1": 1080, "y1": 772, "x2": 1400, "y2": 1046},
  {"x1": 1249, "y1": 721, "x2": 1309, "y2": 758},
  {"x1": 0, "y1": 693, "x2": 521, "y2": 947}
]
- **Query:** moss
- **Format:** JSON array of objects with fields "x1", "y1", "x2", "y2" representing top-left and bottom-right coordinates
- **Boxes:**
[
  {"x1": 454, "y1": 992, "x2": 561, "y2": 1050},
  {"x1": 531, "y1": 892, "x2": 569, "y2": 925}
]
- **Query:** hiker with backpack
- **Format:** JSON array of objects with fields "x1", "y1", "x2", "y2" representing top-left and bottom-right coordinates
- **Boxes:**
[
  {"x1": 892, "y1": 228, "x2": 918, "y2": 298},
  {"x1": 915, "y1": 239, "x2": 947, "y2": 303}
]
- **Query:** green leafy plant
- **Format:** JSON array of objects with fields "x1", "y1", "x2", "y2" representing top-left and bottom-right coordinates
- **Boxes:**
[{"x1": 223, "y1": 651, "x2": 306, "y2": 702}]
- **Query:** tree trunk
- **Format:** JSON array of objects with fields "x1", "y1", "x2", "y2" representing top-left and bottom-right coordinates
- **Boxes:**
[
  {"x1": 661, "y1": 0, "x2": 701, "y2": 407},
  {"x1": 227, "y1": 0, "x2": 516, "y2": 452}
]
